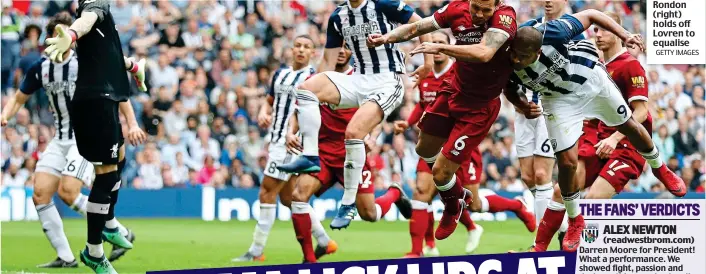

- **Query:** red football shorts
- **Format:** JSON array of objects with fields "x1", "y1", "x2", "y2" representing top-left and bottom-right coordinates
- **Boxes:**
[
  {"x1": 417, "y1": 158, "x2": 432, "y2": 173},
  {"x1": 578, "y1": 123, "x2": 599, "y2": 159},
  {"x1": 418, "y1": 92, "x2": 500, "y2": 165},
  {"x1": 582, "y1": 147, "x2": 645, "y2": 193},
  {"x1": 314, "y1": 157, "x2": 375, "y2": 196}
]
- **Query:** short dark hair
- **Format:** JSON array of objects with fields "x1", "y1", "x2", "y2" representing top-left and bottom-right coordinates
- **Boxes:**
[
  {"x1": 46, "y1": 12, "x2": 74, "y2": 37},
  {"x1": 294, "y1": 34, "x2": 315, "y2": 45},
  {"x1": 514, "y1": 26, "x2": 543, "y2": 52},
  {"x1": 433, "y1": 31, "x2": 451, "y2": 44}
]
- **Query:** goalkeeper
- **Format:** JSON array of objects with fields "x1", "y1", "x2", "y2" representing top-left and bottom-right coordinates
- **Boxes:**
[{"x1": 44, "y1": 0, "x2": 147, "y2": 273}]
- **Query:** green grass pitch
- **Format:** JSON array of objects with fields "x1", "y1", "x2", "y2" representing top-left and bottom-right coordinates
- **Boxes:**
[{"x1": 1, "y1": 219, "x2": 558, "y2": 273}]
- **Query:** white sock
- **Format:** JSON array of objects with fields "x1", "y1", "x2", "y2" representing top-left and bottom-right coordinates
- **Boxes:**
[
  {"x1": 105, "y1": 218, "x2": 118, "y2": 229},
  {"x1": 37, "y1": 202, "x2": 75, "y2": 262},
  {"x1": 478, "y1": 195, "x2": 489, "y2": 212},
  {"x1": 562, "y1": 192, "x2": 580, "y2": 218},
  {"x1": 86, "y1": 243, "x2": 103, "y2": 258},
  {"x1": 308, "y1": 205, "x2": 330, "y2": 247},
  {"x1": 249, "y1": 203, "x2": 276, "y2": 256},
  {"x1": 411, "y1": 200, "x2": 428, "y2": 210},
  {"x1": 638, "y1": 146, "x2": 663, "y2": 169},
  {"x1": 534, "y1": 182, "x2": 553, "y2": 227},
  {"x1": 374, "y1": 204, "x2": 383, "y2": 221},
  {"x1": 342, "y1": 139, "x2": 365, "y2": 205},
  {"x1": 296, "y1": 89, "x2": 321, "y2": 156},
  {"x1": 70, "y1": 193, "x2": 88, "y2": 216},
  {"x1": 559, "y1": 213, "x2": 569, "y2": 232},
  {"x1": 435, "y1": 174, "x2": 456, "y2": 191}
]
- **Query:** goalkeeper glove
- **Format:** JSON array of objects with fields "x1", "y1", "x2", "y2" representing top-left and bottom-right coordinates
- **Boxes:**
[
  {"x1": 44, "y1": 26, "x2": 76, "y2": 63},
  {"x1": 128, "y1": 58, "x2": 147, "y2": 92}
]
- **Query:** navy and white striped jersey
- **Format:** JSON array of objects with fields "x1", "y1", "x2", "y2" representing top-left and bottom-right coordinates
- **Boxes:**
[
  {"x1": 268, "y1": 65, "x2": 315, "y2": 145},
  {"x1": 519, "y1": 15, "x2": 587, "y2": 104},
  {"x1": 20, "y1": 51, "x2": 79, "y2": 141},
  {"x1": 325, "y1": 0, "x2": 414, "y2": 75},
  {"x1": 511, "y1": 14, "x2": 599, "y2": 97}
]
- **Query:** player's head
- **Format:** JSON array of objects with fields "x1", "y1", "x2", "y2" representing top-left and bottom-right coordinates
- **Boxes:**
[
  {"x1": 543, "y1": 0, "x2": 568, "y2": 19},
  {"x1": 431, "y1": 31, "x2": 451, "y2": 64},
  {"x1": 469, "y1": 0, "x2": 500, "y2": 26},
  {"x1": 292, "y1": 35, "x2": 315, "y2": 66},
  {"x1": 46, "y1": 12, "x2": 74, "y2": 38},
  {"x1": 594, "y1": 12, "x2": 623, "y2": 52},
  {"x1": 336, "y1": 43, "x2": 353, "y2": 68},
  {"x1": 510, "y1": 26, "x2": 543, "y2": 70}
]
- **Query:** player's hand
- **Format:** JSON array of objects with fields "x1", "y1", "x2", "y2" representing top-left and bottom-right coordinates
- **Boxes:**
[
  {"x1": 410, "y1": 63, "x2": 432, "y2": 86},
  {"x1": 126, "y1": 124, "x2": 147, "y2": 146},
  {"x1": 393, "y1": 120, "x2": 409, "y2": 134},
  {"x1": 410, "y1": 42, "x2": 441, "y2": 56},
  {"x1": 522, "y1": 102, "x2": 542, "y2": 119},
  {"x1": 44, "y1": 25, "x2": 75, "y2": 63},
  {"x1": 285, "y1": 133, "x2": 303, "y2": 155},
  {"x1": 594, "y1": 136, "x2": 618, "y2": 159},
  {"x1": 367, "y1": 33, "x2": 387, "y2": 48},
  {"x1": 624, "y1": 33, "x2": 644, "y2": 52},
  {"x1": 128, "y1": 58, "x2": 148, "y2": 92},
  {"x1": 0, "y1": 116, "x2": 7, "y2": 127},
  {"x1": 257, "y1": 111, "x2": 272, "y2": 128}
]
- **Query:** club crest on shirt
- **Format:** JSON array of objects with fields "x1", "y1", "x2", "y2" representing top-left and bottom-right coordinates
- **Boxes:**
[
  {"x1": 631, "y1": 76, "x2": 645, "y2": 88},
  {"x1": 367, "y1": 9, "x2": 377, "y2": 20},
  {"x1": 499, "y1": 14, "x2": 513, "y2": 28}
]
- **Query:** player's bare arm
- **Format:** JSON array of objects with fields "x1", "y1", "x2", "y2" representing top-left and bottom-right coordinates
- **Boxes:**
[
  {"x1": 415, "y1": 30, "x2": 508, "y2": 63},
  {"x1": 0, "y1": 91, "x2": 30, "y2": 126},
  {"x1": 503, "y1": 82, "x2": 541, "y2": 119},
  {"x1": 257, "y1": 99, "x2": 273, "y2": 128},
  {"x1": 285, "y1": 112, "x2": 302, "y2": 154},
  {"x1": 573, "y1": 9, "x2": 644, "y2": 51},
  {"x1": 368, "y1": 16, "x2": 437, "y2": 47},
  {"x1": 119, "y1": 100, "x2": 147, "y2": 146},
  {"x1": 595, "y1": 100, "x2": 649, "y2": 158}
]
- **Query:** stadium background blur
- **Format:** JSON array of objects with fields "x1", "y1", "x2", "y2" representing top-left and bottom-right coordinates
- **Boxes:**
[{"x1": 1, "y1": 0, "x2": 705, "y2": 197}]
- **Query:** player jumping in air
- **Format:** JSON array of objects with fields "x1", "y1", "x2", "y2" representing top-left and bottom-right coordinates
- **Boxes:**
[
  {"x1": 287, "y1": 44, "x2": 412, "y2": 263},
  {"x1": 43, "y1": 0, "x2": 149, "y2": 272},
  {"x1": 233, "y1": 35, "x2": 334, "y2": 262},
  {"x1": 276, "y1": 0, "x2": 434, "y2": 230},
  {"x1": 514, "y1": 0, "x2": 587, "y2": 250},
  {"x1": 370, "y1": 0, "x2": 539, "y2": 240},
  {"x1": 528, "y1": 12, "x2": 656, "y2": 252},
  {"x1": 1, "y1": 12, "x2": 144, "y2": 268},
  {"x1": 504, "y1": 9, "x2": 685, "y2": 253}
]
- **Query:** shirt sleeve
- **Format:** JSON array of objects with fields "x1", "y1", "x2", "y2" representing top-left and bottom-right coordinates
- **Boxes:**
[
  {"x1": 80, "y1": 0, "x2": 109, "y2": 23},
  {"x1": 621, "y1": 60, "x2": 649, "y2": 103},
  {"x1": 19, "y1": 59, "x2": 43, "y2": 95},
  {"x1": 537, "y1": 14, "x2": 585, "y2": 45},
  {"x1": 488, "y1": 6, "x2": 517, "y2": 40},
  {"x1": 325, "y1": 12, "x2": 344, "y2": 49},
  {"x1": 377, "y1": 0, "x2": 415, "y2": 24},
  {"x1": 432, "y1": 3, "x2": 452, "y2": 29}
]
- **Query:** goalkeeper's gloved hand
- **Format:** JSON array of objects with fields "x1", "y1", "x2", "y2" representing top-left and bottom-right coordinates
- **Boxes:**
[
  {"x1": 44, "y1": 25, "x2": 76, "y2": 63},
  {"x1": 128, "y1": 58, "x2": 147, "y2": 92}
]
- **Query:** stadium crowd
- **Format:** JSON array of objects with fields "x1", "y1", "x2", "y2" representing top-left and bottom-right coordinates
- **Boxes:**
[{"x1": 1, "y1": 0, "x2": 704, "y2": 194}]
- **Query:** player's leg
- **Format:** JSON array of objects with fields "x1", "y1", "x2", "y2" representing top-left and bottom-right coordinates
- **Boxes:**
[
  {"x1": 106, "y1": 149, "x2": 135, "y2": 262},
  {"x1": 415, "y1": 93, "x2": 453, "y2": 169},
  {"x1": 33, "y1": 142, "x2": 77, "y2": 267},
  {"x1": 278, "y1": 73, "x2": 343, "y2": 173},
  {"x1": 530, "y1": 115, "x2": 556, "y2": 231},
  {"x1": 234, "y1": 175, "x2": 287, "y2": 261},
  {"x1": 354, "y1": 171, "x2": 409, "y2": 224},
  {"x1": 531, "y1": 184, "x2": 568, "y2": 251},
  {"x1": 466, "y1": 171, "x2": 536, "y2": 232},
  {"x1": 70, "y1": 99, "x2": 126, "y2": 272},
  {"x1": 590, "y1": 67, "x2": 685, "y2": 196},
  {"x1": 407, "y1": 165, "x2": 435, "y2": 257},
  {"x1": 424, "y1": 201, "x2": 439, "y2": 256},
  {"x1": 291, "y1": 174, "x2": 335, "y2": 263}
]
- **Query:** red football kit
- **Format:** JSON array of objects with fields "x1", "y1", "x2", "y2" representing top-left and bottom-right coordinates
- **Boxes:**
[
  {"x1": 418, "y1": 2, "x2": 517, "y2": 165},
  {"x1": 582, "y1": 50, "x2": 650, "y2": 192},
  {"x1": 410, "y1": 61, "x2": 482, "y2": 185}
]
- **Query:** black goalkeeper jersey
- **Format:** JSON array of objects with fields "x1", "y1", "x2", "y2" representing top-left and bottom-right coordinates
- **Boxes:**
[{"x1": 74, "y1": 0, "x2": 129, "y2": 102}]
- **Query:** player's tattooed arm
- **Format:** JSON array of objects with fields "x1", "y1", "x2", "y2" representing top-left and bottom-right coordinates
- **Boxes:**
[
  {"x1": 437, "y1": 30, "x2": 509, "y2": 63},
  {"x1": 368, "y1": 16, "x2": 438, "y2": 47}
]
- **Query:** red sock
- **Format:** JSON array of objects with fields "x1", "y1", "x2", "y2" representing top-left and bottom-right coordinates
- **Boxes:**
[
  {"x1": 486, "y1": 195, "x2": 522, "y2": 213},
  {"x1": 459, "y1": 210, "x2": 476, "y2": 231},
  {"x1": 438, "y1": 180, "x2": 465, "y2": 214},
  {"x1": 535, "y1": 208, "x2": 565, "y2": 251},
  {"x1": 292, "y1": 213, "x2": 316, "y2": 262},
  {"x1": 424, "y1": 210, "x2": 436, "y2": 248},
  {"x1": 409, "y1": 209, "x2": 427, "y2": 255},
  {"x1": 375, "y1": 187, "x2": 401, "y2": 217}
]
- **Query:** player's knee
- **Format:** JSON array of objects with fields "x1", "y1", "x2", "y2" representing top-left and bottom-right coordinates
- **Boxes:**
[
  {"x1": 292, "y1": 189, "x2": 309, "y2": 203},
  {"x1": 298, "y1": 76, "x2": 318, "y2": 92},
  {"x1": 32, "y1": 187, "x2": 52, "y2": 205},
  {"x1": 279, "y1": 194, "x2": 292, "y2": 208},
  {"x1": 57, "y1": 181, "x2": 79, "y2": 205},
  {"x1": 415, "y1": 144, "x2": 437, "y2": 159},
  {"x1": 258, "y1": 189, "x2": 278, "y2": 204},
  {"x1": 534, "y1": 168, "x2": 549, "y2": 184},
  {"x1": 344, "y1": 127, "x2": 366, "y2": 140},
  {"x1": 469, "y1": 200, "x2": 482, "y2": 212},
  {"x1": 358, "y1": 207, "x2": 377, "y2": 222},
  {"x1": 557, "y1": 157, "x2": 578, "y2": 173},
  {"x1": 520, "y1": 172, "x2": 535, "y2": 186}
]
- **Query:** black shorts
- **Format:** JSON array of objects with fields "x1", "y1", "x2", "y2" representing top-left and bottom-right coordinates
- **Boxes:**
[{"x1": 69, "y1": 98, "x2": 123, "y2": 165}]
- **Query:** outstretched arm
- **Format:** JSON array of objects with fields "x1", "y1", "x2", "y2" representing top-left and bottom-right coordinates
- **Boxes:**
[
  {"x1": 318, "y1": 48, "x2": 340, "y2": 73},
  {"x1": 414, "y1": 30, "x2": 508, "y2": 63},
  {"x1": 372, "y1": 16, "x2": 438, "y2": 45},
  {"x1": 0, "y1": 91, "x2": 30, "y2": 127}
]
